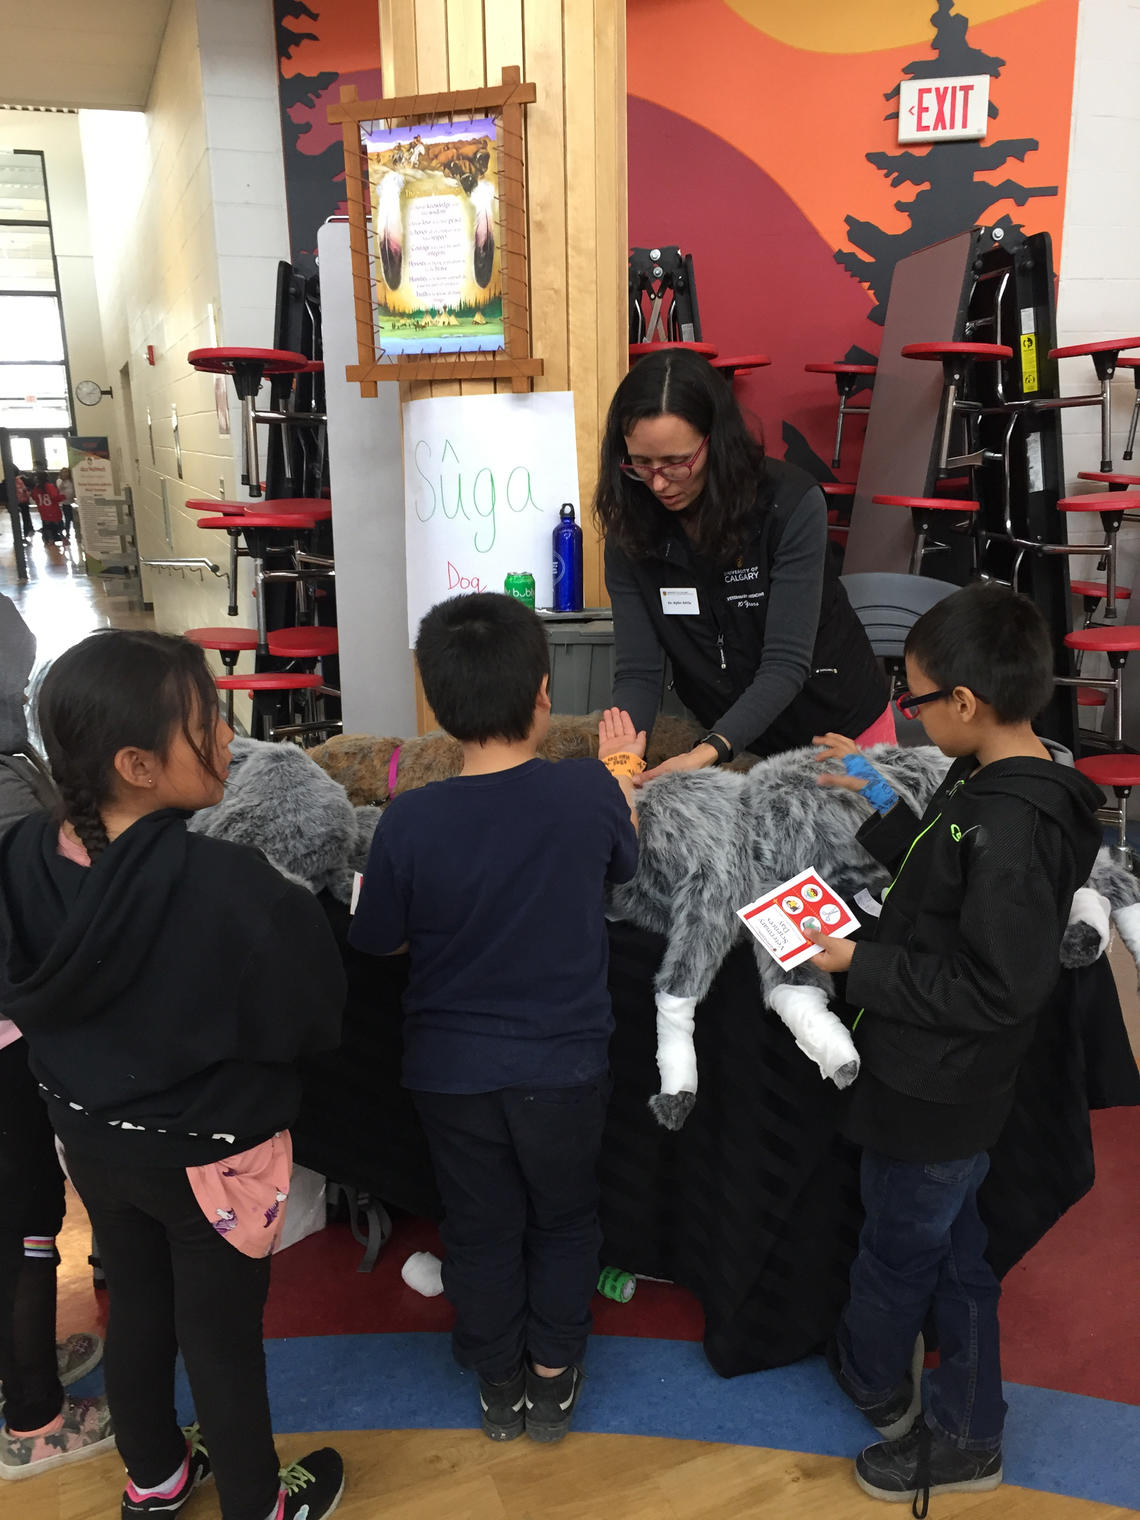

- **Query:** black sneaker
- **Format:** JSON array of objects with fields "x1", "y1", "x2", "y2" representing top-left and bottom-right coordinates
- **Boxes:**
[
  {"x1": 524, "y1": 1365, "x2": 584, "y2": 1444},
  {"x1": 277, "y1": 1447, "x2": 344, "y2": 1520},
  {"x1": 826, "y1": 1333, "x2": 924, "y2": 1440},
  {"x1": 122, "y1": 1424, "x2": 212, "y2": 1516},
  {"x1": 478, "y1": 1367, "x2": 525, "y2": 1441},
  {"x1": 856, "y1": 1422, "x2": 1002, "y2": 1516}
]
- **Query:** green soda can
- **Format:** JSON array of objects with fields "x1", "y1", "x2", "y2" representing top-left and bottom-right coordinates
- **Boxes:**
[
  {"x1": 596, "y1": 1266, "x2": 636, "y2": 1302},
  {"x1": 504, "y1": 570, "x2": 536, "y2": 608}
]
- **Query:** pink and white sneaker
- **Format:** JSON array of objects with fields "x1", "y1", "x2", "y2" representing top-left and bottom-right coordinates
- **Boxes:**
[
  {"x1": 0, "y1": 1394, "x2": 115, "y2": 1480},
  {"x1": 57, "y1": 1331, "x2": 104, "y2": 1386}
]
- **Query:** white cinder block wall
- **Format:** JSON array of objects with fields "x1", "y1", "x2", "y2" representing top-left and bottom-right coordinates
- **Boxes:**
[{"x1": 79, "y1": 0, "x2": 289, "y2": 650}]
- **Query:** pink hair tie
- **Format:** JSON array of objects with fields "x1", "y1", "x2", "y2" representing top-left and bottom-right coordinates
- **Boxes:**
[{"x1": 387, "y1": 745, "x2": 401, "y2": 801}]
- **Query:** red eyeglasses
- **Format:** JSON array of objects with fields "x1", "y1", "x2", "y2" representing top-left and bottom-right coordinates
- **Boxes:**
[
  {"x1": 620, "y1": 435, "x2": 709, "y2": 483},
  {"x1": 895, "y1": 688, "x2": 952, "y2": 718}
]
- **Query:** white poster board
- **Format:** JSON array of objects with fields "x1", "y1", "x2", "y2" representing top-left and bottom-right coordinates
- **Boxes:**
[{"x1": 402, "y1": 390, "x2": 580, "y2": 645}]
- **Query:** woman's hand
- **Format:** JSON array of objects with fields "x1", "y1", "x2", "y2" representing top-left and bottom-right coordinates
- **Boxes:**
[
  {"x1": 637, "y1": 743, "x2": 718, "y2": 786},
  {"x1": 597, "y1": 707, "x2": 647, "y2": 763},
  {"x1": 802, "y1": 923, "x2": 856, "y2": 974},
  {"x1": 813, "y1": 731, "x2": 869, "y2": 793}
]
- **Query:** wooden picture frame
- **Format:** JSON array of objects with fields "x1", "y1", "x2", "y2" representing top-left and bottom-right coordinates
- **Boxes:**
[{"x1": 328, "y1": 66, "x2": 543, "y2": 396}]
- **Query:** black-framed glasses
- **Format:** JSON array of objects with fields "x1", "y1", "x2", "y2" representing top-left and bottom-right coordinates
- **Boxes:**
[
  {"x1": 620, "y1": 435, "x2": 709, "y2": 483},
  {"x1": 895, "y1": 687, "x2": 952, "y2": 718}
]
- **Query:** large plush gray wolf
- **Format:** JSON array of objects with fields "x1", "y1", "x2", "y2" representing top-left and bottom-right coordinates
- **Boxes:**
[
  {"x1": 611, "y1": 743, "x2": 1140, "y2": 1129},
  {"x1": 196, "y1": 737, "x2": 1140, "y2": 1134}
]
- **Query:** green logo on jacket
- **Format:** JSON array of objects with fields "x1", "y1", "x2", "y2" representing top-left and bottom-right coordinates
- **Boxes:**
[{"x1": 950, "y1": 824, "x2": 962, "y2": 842}]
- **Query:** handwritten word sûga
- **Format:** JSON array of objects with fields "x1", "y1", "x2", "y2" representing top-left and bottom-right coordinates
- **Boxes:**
[{"x1": 412, "y1": 437, "x2": 542, "y2": 553}]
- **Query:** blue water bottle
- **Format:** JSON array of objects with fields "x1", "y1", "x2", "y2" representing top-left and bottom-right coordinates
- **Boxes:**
[{"x1": 552, "y1": 502, "x2": 583, "y2": 612}]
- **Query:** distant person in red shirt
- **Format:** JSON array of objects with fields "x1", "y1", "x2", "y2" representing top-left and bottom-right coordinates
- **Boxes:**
[
  {"x1": 29, "y1": 474, "x2": 64, "y2": 545},
  {"x1": 11, "y1": 475, "x2": 33, "y2": 542}
]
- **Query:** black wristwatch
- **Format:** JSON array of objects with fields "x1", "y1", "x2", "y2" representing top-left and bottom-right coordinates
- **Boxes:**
[{"x1": 696, "y1": 732, "x2": 733, "y2": 766}]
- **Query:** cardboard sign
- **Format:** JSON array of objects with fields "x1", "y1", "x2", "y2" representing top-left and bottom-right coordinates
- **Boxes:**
[{"x1": 738, "y1": 867, "x2": 858, "y2": 970}]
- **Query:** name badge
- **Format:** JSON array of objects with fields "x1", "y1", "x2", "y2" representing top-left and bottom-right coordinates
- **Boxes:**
[{"x1": 660, "y1": 587, "x2": 699, "y2": 615}]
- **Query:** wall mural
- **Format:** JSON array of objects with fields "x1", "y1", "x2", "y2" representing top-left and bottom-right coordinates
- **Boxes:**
[
  {"x1": 274, "y1": 0, "x2": 383, "y2": 275},
  {"x1": 627, "y1": 0, "x2": 1079, "y2": 481}
]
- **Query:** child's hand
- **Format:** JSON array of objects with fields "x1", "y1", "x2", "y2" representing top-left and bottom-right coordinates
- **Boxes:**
[
  {"x1": 802, "y1": 923, "x2": 856, "y2": 974},
  {"x1": 813, "y1": 732, "x2": 868, "y2": 793},
  {"x1": 598, "y1": 707, "x2": 647, "y2": 763}
]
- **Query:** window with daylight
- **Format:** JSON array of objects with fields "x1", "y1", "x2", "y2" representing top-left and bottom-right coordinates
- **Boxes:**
[{"x1": 0, "y1": 150, "x2": 72, "y2": 431}]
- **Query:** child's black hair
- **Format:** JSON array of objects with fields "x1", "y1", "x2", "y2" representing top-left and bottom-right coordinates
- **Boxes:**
[
  {"x1": 36, "y1": 630, "x2": 222, "y2": 859},
  {"x1": 904, "y1": 582, "x2": 1055, "y2": 723},
  {"x1": 415, "y1": 592, "x2": 550, "y2": 744}
]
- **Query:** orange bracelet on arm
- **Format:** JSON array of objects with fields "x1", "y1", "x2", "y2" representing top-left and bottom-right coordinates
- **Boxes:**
[{"x1": 600, "y1": 751, "x2": 647, "y2": 779}]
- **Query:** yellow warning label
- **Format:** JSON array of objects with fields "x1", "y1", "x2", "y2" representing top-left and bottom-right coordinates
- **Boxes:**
[{"x1": 1021, "y1": 333, "x2": 1039, "y2": 394}]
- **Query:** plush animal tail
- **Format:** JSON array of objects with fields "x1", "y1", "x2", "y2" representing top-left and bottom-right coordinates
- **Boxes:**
[
  {"x1": 649, "y1": 991, "x2": 698, "y2": 1131},
  {"x1": 1082, "y1": 848, "x2": 1140, "y2": 984},
  {"x1": 766, "y1": 984, "x2": 860, "y2": 1089}
]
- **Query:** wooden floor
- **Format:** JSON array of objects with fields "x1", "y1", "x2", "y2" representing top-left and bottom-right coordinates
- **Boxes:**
[{"x1": 16, "y1": 1428, "x2": 1136, "y2": 1520}]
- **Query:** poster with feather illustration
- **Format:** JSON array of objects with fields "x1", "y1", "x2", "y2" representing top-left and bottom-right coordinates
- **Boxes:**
[{"x1": 364, "y1": 117, "x2": 504, "y2": 355}]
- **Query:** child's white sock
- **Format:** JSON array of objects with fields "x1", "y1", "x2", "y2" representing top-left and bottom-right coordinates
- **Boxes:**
[{"x1": 125, "y1": 1450, "x2": 188, "y2": 1501}]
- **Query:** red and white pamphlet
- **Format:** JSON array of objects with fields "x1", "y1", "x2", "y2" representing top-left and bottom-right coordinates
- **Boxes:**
[{"x1": 737, "y1": 867, "x2": 858, "y2": 970}]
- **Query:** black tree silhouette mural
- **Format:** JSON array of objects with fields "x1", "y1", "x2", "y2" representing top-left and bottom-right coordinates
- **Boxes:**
[{"x1": 835, "y1": 0, "x2": 1058, "y2": 324}]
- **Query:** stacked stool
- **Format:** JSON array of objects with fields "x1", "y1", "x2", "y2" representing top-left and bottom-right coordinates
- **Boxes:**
[{"x1": 187, "y1": 342, "x2": 340, "y2": 746}]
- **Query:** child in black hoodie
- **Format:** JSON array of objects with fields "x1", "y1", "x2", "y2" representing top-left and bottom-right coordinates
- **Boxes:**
[
  {"x1": 806, "y1": 584, "x2": 1103, "y2": 1514},
  {"x1": 0, "y1": 632, "x2": 348, "y2": 1520}
]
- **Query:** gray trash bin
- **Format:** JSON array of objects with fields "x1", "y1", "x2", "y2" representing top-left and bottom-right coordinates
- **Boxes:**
[{"x1": 543, "y1": 610, "x2": 694, "y2": 720}]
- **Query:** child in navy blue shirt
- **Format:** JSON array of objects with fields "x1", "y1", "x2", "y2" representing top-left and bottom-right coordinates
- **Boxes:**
[{"x1": 350, "y1": 593, "x2": 640, "y2": 1444}]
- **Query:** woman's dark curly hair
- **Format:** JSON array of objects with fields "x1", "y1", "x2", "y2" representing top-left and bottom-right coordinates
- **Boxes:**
[
  {"x1": 36, "y1": 630, "x2": 222, "y2": 859},
  {"x1": 593, "y1": 348, "x2": 766, "y2": 563}
]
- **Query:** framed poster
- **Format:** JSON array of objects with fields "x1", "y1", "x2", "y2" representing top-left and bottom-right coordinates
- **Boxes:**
[{"x1": 365, "y1": 116, "x2": 504, "y2": 355}]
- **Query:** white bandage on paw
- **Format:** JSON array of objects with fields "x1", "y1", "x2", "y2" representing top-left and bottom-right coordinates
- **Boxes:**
[
  {"x1": 1068, "y1": 887, "x2": 1112, "y2": 958},
  {"x1": 767, "y1": 983, "x2": 861, "y2": 1086},
  {"x1": 655, "y1": 991, "x2": 698, "y2": 1095},
  {"x1": 400, "y1": 1250, "x2": 445, "y2": 1297}
]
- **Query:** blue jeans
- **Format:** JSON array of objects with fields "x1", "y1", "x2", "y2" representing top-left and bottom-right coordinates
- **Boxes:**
[{"x1": 838, "y1": 1149, "x2": 1006, "y2": 1450}]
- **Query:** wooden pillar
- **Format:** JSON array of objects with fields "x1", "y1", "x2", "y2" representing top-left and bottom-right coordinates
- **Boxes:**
[{"x1": 377, "y1": 0, "x2": 628, "y2": 615}]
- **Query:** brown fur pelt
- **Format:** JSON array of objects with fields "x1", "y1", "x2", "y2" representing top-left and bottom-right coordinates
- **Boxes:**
[{"x1": 308, "y1": 713, "x2": 752, "y2": 806}]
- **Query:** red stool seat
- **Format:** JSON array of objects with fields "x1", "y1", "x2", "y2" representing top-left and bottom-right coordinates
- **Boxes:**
[
  {"x1": 629, "y1": 341, "x2": 718, "y2": 359},
  {"x1": 1074, "y1": 753, "x2": 1140, "y2": 788},
  {"x1": 267, "y1": 626, "x2": 339, "y2": 659},
  {"x1": 710, "y1": 354, "x2": 771, "y2": 374},
  {"x1": 804, "y1": 362, "x2": 877, "y2": 377},
  {"x1": 1077, "y1": 471, "x2": 1140, "y2": 487},
  {"x1": 215, "y1": 672, "x2": 323, "y2": 692},
  {"x1": 1057, "y1": 492, "x2": 1140, "y2": 513},
  {"x1": 1065, "y1": 626, "x2": 1140, "y2": 653},
  {"x1": 821, "y1": 482, "x2": 856, "y2": 497},
  {"x1": 1071, "y1": 581, "x2": 1131, "y2": 600},
  {"x1": 185, "y1": 626, "x2": 258, "y2": 652},
  {"x1": 1077, "y1": 688, "x2": 1107, "y2": 708},
  {"x1": 198, "y1": 513, "x2": 319, "y2": 531},
  {"x1": 872, "y1": 494, "x2": 980, "y2": 512},
  {"x1": 244, "y1": 498, "x2": 332, "y2": 522},
  {"x1": 1049, "y1": 337, "x2": 1140, "y2": 360},
  {"x1": 188, "y1": 346, "x2": 310, "y2": 377},
  {"x1": 186, "y1": 499, "x2": 248, "y2": 515},
  {"x1": 900, "y1": 342, "x2": 1012, "y2": 362}
]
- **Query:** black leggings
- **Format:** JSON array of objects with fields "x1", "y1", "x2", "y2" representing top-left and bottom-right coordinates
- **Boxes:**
[
  {"x1": 65, "y1": 1151, "x2": 280, "y2": 1520},
  {"x1": 0, "y1": 1041, "x2": 66, "y2": 1431}
]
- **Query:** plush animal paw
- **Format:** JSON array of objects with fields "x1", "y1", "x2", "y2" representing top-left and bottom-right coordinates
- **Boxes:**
[
  {"x1": 832, "y1": 1060, "x2": 859, "y2": 1090},
  {"x1": 1062, "y1": 887, "x2": 1112, "y2": 968},
  {"x1": 648, "y1": 1091, "x2": 697, "y2": 1130}
]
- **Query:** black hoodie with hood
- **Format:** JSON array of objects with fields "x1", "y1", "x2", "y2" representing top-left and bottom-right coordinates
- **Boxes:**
[
  {"x1": 0, "y1": 807, "x2": 346, "y2": 1166},
  {"x1": 843, "y1": 751, "x2": 1104, "y2": 1160}
]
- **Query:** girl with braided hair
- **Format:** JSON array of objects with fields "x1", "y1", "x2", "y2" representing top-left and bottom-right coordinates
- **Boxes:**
[{"x1": 0, "y1": 631, "x2": 348, "y2": 1520}]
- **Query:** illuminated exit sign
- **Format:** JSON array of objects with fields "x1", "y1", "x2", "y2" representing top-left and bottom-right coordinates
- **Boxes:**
[{"x1": 897, "y1": 74, "x2": 990, "y2": 143}]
